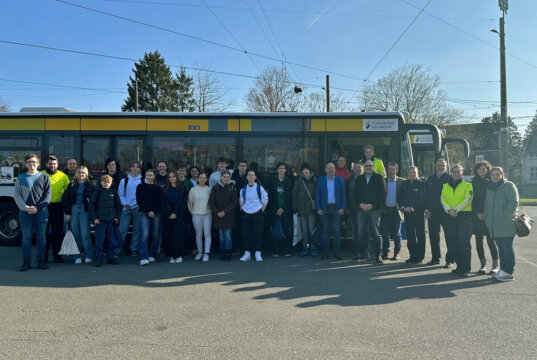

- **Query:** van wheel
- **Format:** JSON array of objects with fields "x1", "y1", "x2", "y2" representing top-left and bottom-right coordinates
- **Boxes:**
[{"x1": 0, "y1": 203, "x2": 21, "y2": 246}]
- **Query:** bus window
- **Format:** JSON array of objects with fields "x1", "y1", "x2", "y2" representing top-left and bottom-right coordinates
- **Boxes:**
[
  {"x1": 400, "y1": 134, "x2": 412, "y2": 177},
  {"x1": 0, "y1": 137, "x2": 42, "y2": 181},
  {"x1": 327, "y1": 136, "x2": 393, "y2": 171},
  {"x1": 47, "y1": 136, "x2": 77, "y2": 170},
  {"x1": 82, "y1": 137, "x2": 112, "y2": 179},
  {"x1": 152, "y1": 136, "x2": 236, "y2": 172},
  {"x1": 242, "y1": 136, "x2": 320, "y2": 176},
  {"x1": 117, "y1": 137, "x2": 144, "y2": 175}
]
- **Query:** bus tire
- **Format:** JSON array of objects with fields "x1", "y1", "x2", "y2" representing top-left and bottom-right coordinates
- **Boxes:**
[{"x1": 0, "y1": 202, "x2": 21, "y2": 246}]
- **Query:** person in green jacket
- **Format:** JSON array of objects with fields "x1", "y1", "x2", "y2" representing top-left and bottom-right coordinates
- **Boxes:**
[
  {"x1": 484, "y1": 167, "x2": 519, "y2": 282},
  {"x1": 440, "y1": 164, "x2": 473, "y2": 277}
]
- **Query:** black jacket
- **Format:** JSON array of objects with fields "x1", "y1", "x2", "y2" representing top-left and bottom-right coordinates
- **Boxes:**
[
  {"x1": 89, "y1": 187, "x2": 122, "y2": 221},
  {"x1": 471, "y1": 175, "x2": 489, "y2": 214},
  {"x1": 232, "y1": 171, "x2": 248, "y2": 194},
  {"x1": 346, "y1": 175, "x2": 360, "y2": 210},
  {"x1": 354, "y1": 172, "x2": 386, "y2": 211},
  {"x1": 136, "y1": 182, "x2": 162, "y2": 214},
  {"x1": 425, "y1": 172, "x2": 451, "y2": 211},
  {"x1": 398, "y1": 179, "x2": 427, "y2": 211},
  {"x1": 161, "y1": 185, "x2": 188, "y2": 219},
  {"x1": 268, "y1": 175, "x2": 293, "y2": 216},
  {"x1": 61, "y1": 181, "x2": 95, "y2": 214}
]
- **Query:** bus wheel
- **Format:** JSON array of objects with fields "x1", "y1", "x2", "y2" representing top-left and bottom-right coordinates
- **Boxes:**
[{"x1": 0, "y1": 203, "x2": 21, "y2": 246}]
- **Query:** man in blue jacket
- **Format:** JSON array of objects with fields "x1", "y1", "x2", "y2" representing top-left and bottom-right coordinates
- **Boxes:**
[{"x1": 316, "y1": 162, "x2": 346, "y2": 260}]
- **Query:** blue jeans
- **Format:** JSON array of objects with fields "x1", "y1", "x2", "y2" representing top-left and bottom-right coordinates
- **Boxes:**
[
  {"x1": 20, "y1": 208, "x2": 48, "y2": 263},
  {"x1": 119, "y1": 208, "x2": 141, "y2": 252},
  {"x1": 494, "y1": 236, "x2": 515, "y2": 274},
  {"x1": 94, "y1": 221, "x2": 116, "y2": 261},
  {"x1": 139, "y1": 212, "x2": 160, "y2": 260},
  {"x1": 70, "y1": 205, "x2": 92, "y2": 260},
  {"x1": 219, "y1": 229, "x2": 232, "y2": 250},
  {"x1": 381, "y1": 207, "x2": 402, "y2": 256},
  {"x1": 357, "y1": 209, "x2": 382, "y2": 257},
  {"x1": 321, "y1": 206, "x2": 341, "y2": 253}
]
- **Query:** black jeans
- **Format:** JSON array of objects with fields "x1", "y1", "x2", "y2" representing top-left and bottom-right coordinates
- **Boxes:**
[
  {"x1": 405, "y1": 210, "x2": 426, "y2": 261},
  {"x1": 46, "y1": 202, "x2": 65, "y2": 260},
  {"x1": 241, "y1": 211, "x2": 264, "y2": 252},
  {"x1": 444, "y1": 212, "x2": 473, "y2": 273},
  {"x1": 272, "y1": 213, "x2": 291, "y2": 254},
  {"x1": 427, "y1": 209, "x2": 445, "y2": 262},
  {"x1": 473, "y1": 217, "x2": 498, "y2": 261}
]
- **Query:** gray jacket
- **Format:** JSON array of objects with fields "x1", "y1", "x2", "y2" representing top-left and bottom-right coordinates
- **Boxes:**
[{"x1": 484, "y1": 180, "x2": 519, "y2": 238}]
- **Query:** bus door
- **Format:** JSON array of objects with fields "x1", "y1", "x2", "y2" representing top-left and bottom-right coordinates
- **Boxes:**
[{"x1": 82, "y1": 136, "x2": 144, "y2": 179}]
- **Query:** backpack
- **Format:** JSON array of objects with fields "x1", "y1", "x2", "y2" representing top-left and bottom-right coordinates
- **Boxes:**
[{"x1": 241, "y1": 184, "x2": 262, "y2": 204}]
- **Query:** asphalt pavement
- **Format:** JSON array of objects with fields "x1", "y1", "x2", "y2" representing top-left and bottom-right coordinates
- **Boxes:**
[{"x1": 1, "y1": 208, "x2": 537, "y2": 360}]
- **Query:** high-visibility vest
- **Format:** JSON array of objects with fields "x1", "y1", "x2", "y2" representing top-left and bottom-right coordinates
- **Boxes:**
[{"x1": 440, "y1": 180, "x2": 473, "y2": 213}]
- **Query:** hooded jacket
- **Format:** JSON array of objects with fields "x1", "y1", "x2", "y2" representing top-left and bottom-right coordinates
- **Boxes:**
[
  {"x1": 209, "y1": 182, "x2": 238, "y2": 229},
  {"x1": 484, "y1": 179, "x2": 519, "y2": 238},
  {"x1": 118, "y1": 173, "x2": 142, "y2": 209}
]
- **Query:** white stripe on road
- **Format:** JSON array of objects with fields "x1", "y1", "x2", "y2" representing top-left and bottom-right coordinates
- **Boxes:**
[{"x1": 518, "y1": 256, "x2": 537, "y2": 269}]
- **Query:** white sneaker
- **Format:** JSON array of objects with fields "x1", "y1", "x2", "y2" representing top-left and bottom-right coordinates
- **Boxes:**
[
  {"x1": 148, "y1": 257, "x2": 156, "y2": 263},
  {"x1": 175, "y1": 257, "x2": 183, "y2": 263},
  {"x1": 140, "y1": 259, "x2": 150, "y2": 266},
  {"x1": 240, "y1": 251, "x2": 251, "y2": 262},
  {"x1": 203, "y1": 254, "x2": 209, "y2": 262},
  {"x1": 492, "y1": 270, "x2": 505, "y2": 279},
  {"x1": 255, "y1": 251, "x2": 263, "y2": 262},
  {"x1": 75, "y1": 258, "x2": 82, "y2": 265},
  {"x1": 169, "y1": 257, "x2": 176, "y2": 263},
  {"x1": 85, "y1": 258, "x2": 92, "y2": 264},
  {"x1": 195, "y1": 253, "x2": 203, "y2": 261}
]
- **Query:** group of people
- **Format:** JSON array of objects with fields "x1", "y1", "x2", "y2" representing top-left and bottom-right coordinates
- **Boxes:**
[{"x1": 14, "y1": 145, "x2": 520, "y2": 282}]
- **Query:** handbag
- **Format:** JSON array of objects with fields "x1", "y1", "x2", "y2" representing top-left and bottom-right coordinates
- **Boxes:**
[
  {"x1": 515, "y1": 210, "x2": 534, "y2": 237},
  {"x1": 106, "y1": 223, "x2": 123, "y2": 249},
  {"x1": 292, "y1": 213, "x2": 302, "y2": 247},
  {"x1": 58, "y1": 228, "x2": 80, "y2": 256}
]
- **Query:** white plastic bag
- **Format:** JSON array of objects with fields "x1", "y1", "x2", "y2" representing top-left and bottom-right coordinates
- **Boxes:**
[
  {"x1": 59, "y1": 229, "x2": 80, "y2": 256},
  {"x1": 292, "y1": 213, "x2": 302, "y2": 247}
]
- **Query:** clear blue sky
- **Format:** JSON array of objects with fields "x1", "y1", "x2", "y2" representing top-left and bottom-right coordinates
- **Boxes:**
[{"x1": 1, "y1": 0, "x2": 536, "y2": 132}]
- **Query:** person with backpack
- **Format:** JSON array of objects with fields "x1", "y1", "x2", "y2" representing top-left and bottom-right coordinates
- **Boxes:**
[
  {"x1": 292, "y1": 162, "x2": 317, "y2": 257},
  {"x1": 61, "y1": 166, "x2": 95, "y2": 264},
  {"x1": 136, "y1": 169, "x2": 163, "y2": 266},
  {"x1": 89, "y1": 175, "x2": 122, "y2": 267},
  {"x1": 118, "y1": 161, "x2": 143, "y2": 255},
  {"x1": 161, "y1": 171, "x2": 188, "y2": 263},
  {"x1": 209, "y1": 170, "x2": 238, "y2": 261},
  {"x1": 239, "y1": 170, "x2": 268, "y2": 262},
  {"x1": 188, "y1": 172, "x2": 213, "y2": 262}
]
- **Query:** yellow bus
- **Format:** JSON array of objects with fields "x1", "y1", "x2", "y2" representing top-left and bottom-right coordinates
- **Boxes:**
[{"x1": 0, "y1": 111, "x2": 441, "y2": 245}]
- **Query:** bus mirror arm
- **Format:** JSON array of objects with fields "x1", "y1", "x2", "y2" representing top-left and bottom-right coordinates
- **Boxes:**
[
  {"x1": 444, "y1": 138, "x2": 471, "y2": 159},
  {"x1": 403, "y1": 124, "x2": 442, "y2": 153}
]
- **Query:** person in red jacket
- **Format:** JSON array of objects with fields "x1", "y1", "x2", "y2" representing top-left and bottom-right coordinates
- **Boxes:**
[{"x1": 335, "y1": 155, "x2": 351, "y2": 182}]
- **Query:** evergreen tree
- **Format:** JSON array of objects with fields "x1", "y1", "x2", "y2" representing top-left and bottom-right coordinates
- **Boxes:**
[
  {"x1": 176, "y1": 67, "x2": 195, "y2": 112},
  {"x1": 523, "y1": 110, "x2": 537, "y2": 145},
  {"x1": 122, "y1": 51, "x2": 180, "y2": 112}
]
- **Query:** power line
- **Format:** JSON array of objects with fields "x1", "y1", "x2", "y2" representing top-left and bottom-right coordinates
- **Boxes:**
[
  {"x1": 243, "y1": 1, "x2": 279, "y2": 58},
  {"x1": 0, "y1": 78, "x2": 125, "y2": 94},
  {"x1": 100, "y1": 0, "x2": 495, "y2": 21},
  {"x1": 56, "y1": 0, "x2": 366, "y2": 81},
  {"x1": 350, "y1": 0, "x2": 433, "y2": 99},
  {"x1": 400, "y1": 0, "x2": 537, "y2": 71},
  {"x1": 200, "y1": 0, "x2": 261, "y2": 73}
]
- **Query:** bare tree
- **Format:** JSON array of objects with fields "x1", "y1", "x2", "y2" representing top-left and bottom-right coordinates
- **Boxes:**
[
  {"x1": 303, "y1": 90, "x2": 352, "y2": 112},
  {"x1": 359, "y1": 64, "x2": 462, "y2": 126},
  {"x1": 0, "y1": 95, "x2": 11, "y2": 112},
  {"x1": 246, "y1": 66, "x2": 301, "y2": 112},
  {"x1": 193, "y1": 68, "x2": 232, "y2": 112}
]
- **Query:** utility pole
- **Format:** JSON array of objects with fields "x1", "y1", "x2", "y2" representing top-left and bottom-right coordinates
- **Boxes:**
[
  {"x1": 499, "y1": 0, "x2": 509, "y2": 174},
  {"x1": 325, "y1": 75, "x2": 330, "y2": 112},
  {"x1": 135, "y1": 77, "x2": 139, "y2": 112}
]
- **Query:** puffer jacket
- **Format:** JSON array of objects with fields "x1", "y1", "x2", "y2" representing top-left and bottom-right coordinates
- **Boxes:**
[
  {"x1": 292, "y1": 174, "x2": 316, "y2": 216},
  {"x1": 484, "y1": 179, "x2": 519, "y2": 238},
  {"x1": 89, "y1": 187, "x2": 122, "y2": 222}
]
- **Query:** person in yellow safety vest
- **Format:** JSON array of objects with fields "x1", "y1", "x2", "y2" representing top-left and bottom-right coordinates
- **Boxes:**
[
  {"x1": 359, "y1": 145, "x2": 386, "y2": 177},
  {"x1": 440, "y1": 164, "x2": 474, "y2": 278}
]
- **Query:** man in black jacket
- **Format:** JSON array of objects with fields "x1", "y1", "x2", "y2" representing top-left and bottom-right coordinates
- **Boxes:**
[
  {"x1": 425, "y1": 158, "x2": 451, "y2": 266},
  {"x1": 398, "y1": 166, "x2": 427, "y2": 264},
  {"x1": 268, "y1": 162, "x2": 293, "y2": 257},
  {"x1": 354, "y1": 160, "x2": 386, "y2": 264}
]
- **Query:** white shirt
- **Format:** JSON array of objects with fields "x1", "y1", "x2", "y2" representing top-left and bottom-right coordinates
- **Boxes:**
[
  {"x1": 240, "y1": 184, "x2": 268, "y2": 214},
  {"x1": 209, "y1": 169, "x2": 233, "y2": 188}
]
